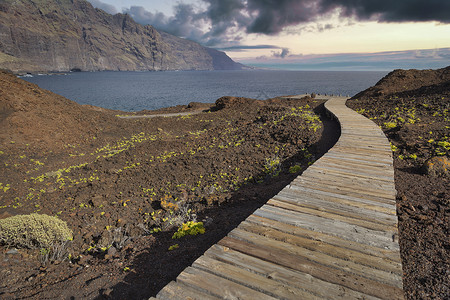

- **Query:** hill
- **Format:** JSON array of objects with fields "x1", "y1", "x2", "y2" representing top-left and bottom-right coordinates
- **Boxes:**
[
  {"x1": 0, "y1": 0, "x2": 243, "y2": 72},
  {"x1": 0, "y1": 70, "x2": 120, "y2": 149},
  {"x1": 353, "y1": 66, "x2": 450, "y2": 98}
]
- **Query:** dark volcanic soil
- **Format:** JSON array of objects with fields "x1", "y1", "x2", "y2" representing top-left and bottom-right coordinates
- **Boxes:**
[
  {"x1": 1, "y1": 66, "x2": 448, "y2": 300},
  {"x1": 348, "y1": 66, "x2": 450, "y2": 300},
  {"x1": 0, "y1": 70, "x2": 339, "y2": 299}
]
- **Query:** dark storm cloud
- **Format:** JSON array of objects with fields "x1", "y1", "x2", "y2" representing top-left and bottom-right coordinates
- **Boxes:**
[
  {"x1": 88, "y1": 0, "x2": 118, "y2": 15},
  {"x1": 320, "y1": 0, "x2": 450, "y2": 23},
  {"x1": 245, "y1": 0, "x2": 450, "y2": 34},
  {"x1": 123, "y1": 0, "x2": 449, "y2": 46},
  {"x1": 124, "y1": 4, "x2": 207, "y2": 42}
]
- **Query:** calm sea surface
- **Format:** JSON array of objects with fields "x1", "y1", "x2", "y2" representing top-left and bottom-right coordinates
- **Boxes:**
[{"x1": 23, "y1": 70, "x2": 387, "y2": 112}]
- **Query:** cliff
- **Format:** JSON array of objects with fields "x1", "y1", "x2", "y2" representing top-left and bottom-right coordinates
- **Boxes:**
[{"x1": 0, "y1": 0, "x2": 243, "y2": 73}]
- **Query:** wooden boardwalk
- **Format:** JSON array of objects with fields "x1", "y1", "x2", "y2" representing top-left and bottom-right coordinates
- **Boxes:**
[{"x1": 151, "y1": 96, "x2": 403, "y2": 300}]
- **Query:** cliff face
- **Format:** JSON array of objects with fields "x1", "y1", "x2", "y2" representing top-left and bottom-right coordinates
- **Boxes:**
[{"x1": 0, "y1": 0, "x2": 242, "y2": 72}]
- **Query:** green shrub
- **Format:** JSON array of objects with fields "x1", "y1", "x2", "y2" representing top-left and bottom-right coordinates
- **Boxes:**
[{"x1": 0, "y1": 213, "x2": 73, "y2": 249}]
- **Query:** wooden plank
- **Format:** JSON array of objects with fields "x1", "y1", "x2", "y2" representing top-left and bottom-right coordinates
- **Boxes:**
[
  {"x1": 331, "y1": 147, "x2": 391, "y2": 158},
  {"x1": 285, "y1": 185, "x2": 397, "y2": 214},
  {"x1": 314, "y1": 158, "x2": 394, "y2": 176},
  {"x1": 254, "y1": 205, "x2": 399, "y2": 250},
  {"x1": 156, "y1": 281, "x2": 220, "y2": 300},
  {"x1": 323, "y1": 151, "x2": 393, "y2": 164},
  {"x1": 238, "y1": 220, "x2": 402, "y2": 275},
  {"x1": 339, "y1": 127, "x2": 387, "y2": 133},
  {"x1": 205, "y1": 244, "x2": 382, "y2": 300},
  {"x1": 334, "y1": 142, "x2": 391, "y2": 152},
  {"x1": 339, "y1": 131, "x2": 387, "y2": 139},
  {"x1": 335, "y1": 137, "x2": 391, "y2": 146},
  {"x1": 301, "y1": 166, "x2": 396, "y2": 191},
  {"x1": 193, "y1": 255, "x2": 322, "y2": 299},
  {"x1": 287, "y1": 181, "x2": 396, "y2": 211},
  {"x1": 300, "y1": 167, "x2": 396, "y2": 192},
  {"x1": 309, "y1": 165, "x2": 394, "y2": 183},
  {"x1": 291, "y1": 176, "x2": 397, "y2": 203},
  {"x1": 267, "y1": 198, "x2": 397, "y2": 232},
  {"x1": 229, "y1": 227, "x2": 402, "y2": 285},
  {"x1": 287, "y1": 179, "x2": 396, "y2": 207},
  {"x1": 319, "y1": 152, "x2": 393, "y2": 166},
  {"x1": 246, "y1": 215, "x2": 402, "y2": 262},
  {"x1": 218, "y1": 236, "x2": 403, "y2": 300},
  {"x1": 272, "y1": 192, "x2": 398, "y2": 227},
  {"x1": 279, "y1": 188, "x2": 396, "y2": 220},
  {"x1": 177, "y1": 267, "x2": 277, "y2": 300},
  {"x1": 317, "y1": 155, "x2": 393, "y2": 170},
  {"x1": 337, "y1": 131, "x2": 388, "y2": 139},
  {"x1": 335, "y1": 141, "x2": 389, "y2": 150},
  {"x1": 330, "y1": 148, "x2": 392, "y2": 161},
  {"x1": 319, "y1": 154, "x2": 393, "y2": 169},
  {"x1": 308, "y1": 164, "x2": 393, "y2": 182},
  {"x1": 295, "y1": 172, "x2": 396, "y2": 197},
  {"x1": 337, "y1": 135, "x2": 390, "y2": 144}
]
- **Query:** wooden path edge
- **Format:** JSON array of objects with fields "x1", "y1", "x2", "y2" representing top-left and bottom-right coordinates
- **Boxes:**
[{"x1": 151, "y1": 95, "x2": 404, "y2": 300}]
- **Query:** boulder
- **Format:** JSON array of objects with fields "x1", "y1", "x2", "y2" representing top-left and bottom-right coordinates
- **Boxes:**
[{"x1": 422, "y1": 156, "x2": 449, "y2": 177}]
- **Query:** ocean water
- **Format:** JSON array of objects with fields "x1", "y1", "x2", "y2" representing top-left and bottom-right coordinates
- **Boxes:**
[{"x1": 23, "y1": 70, "x2": 387, "y2": 112}]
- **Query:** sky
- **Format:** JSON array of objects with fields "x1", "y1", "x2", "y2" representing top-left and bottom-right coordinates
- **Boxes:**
[{"x1": 88, "y1": 0, "x2": 450, "y2": 70}]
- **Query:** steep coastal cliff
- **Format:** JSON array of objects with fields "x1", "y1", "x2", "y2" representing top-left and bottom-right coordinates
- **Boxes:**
[{"x1": 0, "y1": 0, "x2": 243, "y2": 72}]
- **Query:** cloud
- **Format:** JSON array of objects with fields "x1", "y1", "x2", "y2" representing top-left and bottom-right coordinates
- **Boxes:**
[
  {"x1": 124, "y1": 4, "x2": 209, "y2": 44},
  {"x1": 119, "y1": 0, "x2": 449, "y2": 47},
  {"x1": 414, "y1": 48, "x2": 450, "y2": 59},
  {"x1": 217, "y1": 45, "x2": 281, "y2": 51},
  {"x1": 321, "y1": 0, "x2": 450, "y2": 23},
  {"x1": 272, "y1": 48, "x2": 290, "y2": 59},
  {"x1": 239, "y1": 47, "x2": 450, "y2": 71},
  {"x1": 87, "y1": 0, "x2": 118, "y2": 15}
]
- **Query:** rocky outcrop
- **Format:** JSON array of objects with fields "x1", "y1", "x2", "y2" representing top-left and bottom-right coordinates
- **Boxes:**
[{"x1": 0, "y1": 0, "x2": 243, "y2": 73}]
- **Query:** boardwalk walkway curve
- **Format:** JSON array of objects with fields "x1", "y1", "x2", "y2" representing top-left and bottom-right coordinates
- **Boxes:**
[{"x1": 151, "y1": 96, "x2": 404, "y2": 300}]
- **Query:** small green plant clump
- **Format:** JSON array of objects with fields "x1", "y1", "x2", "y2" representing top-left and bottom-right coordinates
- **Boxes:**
[
  {"x1": 0, "y1": 213, "x2": 73, "y2": 249},
  {"x1": 172, "y1": 221, "x2": 205, "y2": 239},
  {"x1": 264, "y1": 156, "x2": 281, "y2": 177},
  {"x1": 289, "y1": 165, "x2": 302, "y2": 173},
  {"x1": 383, "y1": 122, "x2": 397, "y2": 129},
  {"x1": 168, "y1": 244, "x2": 179, "y2": 251}
]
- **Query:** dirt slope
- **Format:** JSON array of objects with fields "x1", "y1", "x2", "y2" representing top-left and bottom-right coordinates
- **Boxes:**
[{"x1": 0, "y1": 70, "x2": 120, "y2": 150}]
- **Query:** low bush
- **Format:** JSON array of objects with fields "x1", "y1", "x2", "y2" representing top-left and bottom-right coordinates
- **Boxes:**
[{"x1": 0, "y1": 213, "x2": 73, "y2": 249}]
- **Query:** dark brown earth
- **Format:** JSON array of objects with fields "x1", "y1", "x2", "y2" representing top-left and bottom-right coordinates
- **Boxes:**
[
  {"x1": 0, "y1": 70, "x2": 338, "y2": 299},
  {"x1": 348, "y1": 66, "x2": 450, "y2": 300},
  {"x1": 0, "y1": 66, "x2": 448, "y2": 300}
]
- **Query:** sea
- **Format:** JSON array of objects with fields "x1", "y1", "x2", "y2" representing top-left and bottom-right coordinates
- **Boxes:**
[{"x1": 22, "y1": 70, "x2": 387, "y2": 112}]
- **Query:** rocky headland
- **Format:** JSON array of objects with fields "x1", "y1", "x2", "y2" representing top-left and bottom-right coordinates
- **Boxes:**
[{"x1": 0, "y1": 0, "x2": 244, "y2": 73}]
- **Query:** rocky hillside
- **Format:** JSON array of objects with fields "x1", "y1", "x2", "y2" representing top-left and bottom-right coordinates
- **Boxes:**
[
  {"x1": 353, "y1": 66, "x2": 450, "y2": 98},
  {"x1": 0, "y1": 0, "x2": 243, "y2": 73},
  {"x1": 0, "y1": 70, "x2": 120, "y2": 149}
]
